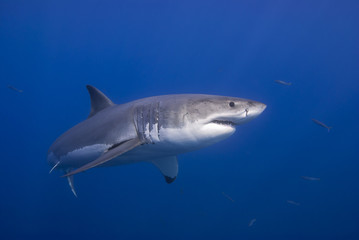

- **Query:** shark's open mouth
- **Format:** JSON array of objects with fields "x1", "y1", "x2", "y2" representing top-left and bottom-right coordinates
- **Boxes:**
[{"x1": 211, "y1": 120, "x2": 236, "y2": 126}]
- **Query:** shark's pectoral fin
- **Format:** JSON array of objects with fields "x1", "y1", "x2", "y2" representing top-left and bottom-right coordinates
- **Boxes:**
[
  {"x1": 150, "y1": 156, "x2": 178, "y2": 184},
  {"x1": 63, "y1": 138, "x2": 142, "y2": 177}
]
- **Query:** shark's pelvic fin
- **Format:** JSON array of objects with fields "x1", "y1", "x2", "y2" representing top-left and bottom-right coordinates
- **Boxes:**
[
  {"x1": 66, "y1": 172, "x2": 78, "y2": 197},
  {"x1": 63, "y1": 138, "x2": 142, "y2": 177},
  {"x1": 86, "y1": 85, "x2": 114, "y2": 118},
  {"x1": 49, "y1": 161, "x2": 60, "y2": 174},
  {"x1": 151, "y1": 156, "x2": 178, "y2": 184}
]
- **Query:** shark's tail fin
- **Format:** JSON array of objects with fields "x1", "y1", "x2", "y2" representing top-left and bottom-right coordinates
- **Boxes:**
[{"x1": 328, "y1": 126, "x2": 333, "y2": 132}]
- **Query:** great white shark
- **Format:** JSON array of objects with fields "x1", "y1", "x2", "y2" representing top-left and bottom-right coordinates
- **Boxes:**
[{"x1": 48, "y1": 85, "x2": 266, "y2": 196}]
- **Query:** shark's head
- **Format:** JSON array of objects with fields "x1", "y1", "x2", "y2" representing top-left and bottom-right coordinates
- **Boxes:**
[
  {"x1": 186, "y1": 96, "x2": 266, "y2": 126},
  {"x1": 158, "y1": 95, "x2": 266, "y2": 151}
]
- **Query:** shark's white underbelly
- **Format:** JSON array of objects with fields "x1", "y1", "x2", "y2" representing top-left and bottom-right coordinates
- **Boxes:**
[{"x1": 49, "y1": 123, "x2": 236, "y2": 170}]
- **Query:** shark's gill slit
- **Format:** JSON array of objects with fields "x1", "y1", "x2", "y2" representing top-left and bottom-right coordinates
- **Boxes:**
[{"x1": 155, "y1": 102, "x2": 160, "y2": 140}]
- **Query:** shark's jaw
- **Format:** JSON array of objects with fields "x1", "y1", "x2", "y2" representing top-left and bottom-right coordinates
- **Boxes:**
[{"x1": 210, "y1": 119, "x2": 236, "y2": 127}]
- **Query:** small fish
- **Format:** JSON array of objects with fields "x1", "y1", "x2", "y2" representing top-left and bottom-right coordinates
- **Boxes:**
[
  {"x1": 222, "y1": 192, "x2": 235, "y2": 202},
  {"x1": 287, "y1": 200, "x2": 300, "y2": 206},
  {"x1": 7, "y1": 85, "x2": 23, "y2": 93},
  {"x1": 301, "y1": 176, "x2": 320, "y2": 181},
  {"x1": 248, "y1": 218, "x2": 256, "y2": 227},
  {"x1": 312, "y1": 118, "x2": 332, "y2": 132},
  {"x1": 274, "y1": 80, "x2": 292, "y2": 86}
]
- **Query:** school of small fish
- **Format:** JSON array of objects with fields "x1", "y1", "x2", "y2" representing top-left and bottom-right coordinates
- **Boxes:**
[{"x1": 274, "y1": 80, "x2": 326, "y2": 212}]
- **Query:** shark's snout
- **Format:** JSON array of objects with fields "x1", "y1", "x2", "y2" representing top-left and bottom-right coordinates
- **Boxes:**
[
  {"x1": 233, "y1": 101, "x2": 266, "y2": 125},
  {"x1": 247, "y1": 102, "x2": 266, "y2": 119},
  {"x1": 248, "y1": 102, "x2": 267, "y2": 117}
]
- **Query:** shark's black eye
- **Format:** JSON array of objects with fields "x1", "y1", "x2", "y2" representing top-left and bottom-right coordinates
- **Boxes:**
[{"x1": 229, "y1": 102, "x2": 235, "y2": 107}]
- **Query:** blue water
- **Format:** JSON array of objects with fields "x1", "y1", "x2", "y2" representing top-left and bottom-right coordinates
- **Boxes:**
[{"x1": 1, "y1": 1, "x2": 358, "y2": 239}]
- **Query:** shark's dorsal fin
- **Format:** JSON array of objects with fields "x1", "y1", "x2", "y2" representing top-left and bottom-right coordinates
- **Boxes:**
[
  {"x1": 150, "y1": 156, "x2": 178, "y2": 183},
  {"x1": 86, "y1": 85, "x2": 114, "y2": 118}
]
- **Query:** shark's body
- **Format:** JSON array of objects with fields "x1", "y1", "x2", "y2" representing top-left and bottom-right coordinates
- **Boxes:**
[{"x1": 48, "y1": 86, "x2": 266, "y2": 196}]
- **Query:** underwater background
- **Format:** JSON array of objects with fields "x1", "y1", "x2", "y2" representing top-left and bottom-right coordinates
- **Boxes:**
[{"x1": 1, "y1": 0, "x2": 358, "y2": 239}]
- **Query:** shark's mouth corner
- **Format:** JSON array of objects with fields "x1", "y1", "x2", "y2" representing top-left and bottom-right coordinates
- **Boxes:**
[{"x1": 211, "y1": 120, "x2": 236, "y2": 127}]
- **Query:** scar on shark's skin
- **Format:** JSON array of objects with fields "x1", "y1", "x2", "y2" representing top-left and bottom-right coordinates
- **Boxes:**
[
  {"x1": 182, "y1": 112, "x2": 189, "y2": 121},
  {"x1": 48, "y1": 85, "x2": 266, "y2": 196}
]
